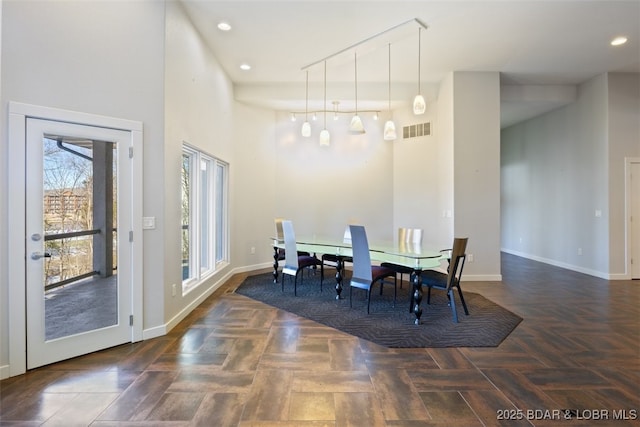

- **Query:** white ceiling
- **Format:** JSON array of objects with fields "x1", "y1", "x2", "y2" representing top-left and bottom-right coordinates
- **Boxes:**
[{"x1": 179, "y1": 0, "x2": 640, "y2": 127}]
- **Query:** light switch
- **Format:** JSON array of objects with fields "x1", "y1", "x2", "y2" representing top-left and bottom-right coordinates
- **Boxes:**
[{"x1": 143, "y1": 217, "x2": 156, "y2": 229}]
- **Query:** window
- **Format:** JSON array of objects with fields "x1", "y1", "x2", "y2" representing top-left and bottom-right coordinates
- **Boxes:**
[{"x1": 181, "y1": 145, "x2": 228, "y2": 292}]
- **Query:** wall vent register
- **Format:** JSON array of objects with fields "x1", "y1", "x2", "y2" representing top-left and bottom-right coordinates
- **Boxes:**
[{"x1": 403, "y1": 122, "x2": 431, "y2": 139}]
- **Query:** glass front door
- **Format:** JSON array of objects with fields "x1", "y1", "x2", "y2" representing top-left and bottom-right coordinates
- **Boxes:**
[{"x1": 26, "y1": 118, "x2": 133, "y2": 369}]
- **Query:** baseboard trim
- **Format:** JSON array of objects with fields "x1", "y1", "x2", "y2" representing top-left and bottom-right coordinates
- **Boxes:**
[
  {"x1": 0, "y1": 364, "x2": 10, "y2": 380},
  {"x1": 607, "y1": 273, "x2": 633, "y2": 281},
  {"x1": 142, "y1": 262, "x2": 274, "y2": 340},
  {"x1": 163, "y1": 271, "x2": 234, "y2": 335},
  {"x1": 501, "y1": 249, "x2": 621, "y2": 280},
  {"x1": 463, "y1": 274, "x2": 503, "y2": 282},
  {"x1": 142, "y1": 325, "x2": 167, "y2": 341}
]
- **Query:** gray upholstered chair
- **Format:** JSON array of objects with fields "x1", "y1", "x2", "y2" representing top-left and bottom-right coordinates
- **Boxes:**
[
  {"x1": 281, "y1": 220, "x2": 323, "y2": 295},
  {"x1": 348, "y1": 225, "x2": 397, "y2": 313}
]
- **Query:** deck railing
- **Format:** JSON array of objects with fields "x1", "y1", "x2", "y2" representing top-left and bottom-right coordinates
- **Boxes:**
[{"x1": 44, "y1": 228, "x2": 116, "y2": 291}]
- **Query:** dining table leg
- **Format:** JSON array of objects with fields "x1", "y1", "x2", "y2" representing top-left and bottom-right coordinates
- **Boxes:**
[
  {"x1": 272, "y1": 247, "x2": 279, "y2": 284},
  {"x1": 411, "y1": 270, "x2": 423, "y2": 325},
  {"x1": 335, "y1": 257, "x2": 344, "y2": 299}
]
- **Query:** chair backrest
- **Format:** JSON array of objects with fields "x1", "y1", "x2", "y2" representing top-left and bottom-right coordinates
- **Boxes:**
[
  {"x1": 342, "y1": 225, "x2": 352, "y2": 244},
  {"x1": 447, "y1": 237, "x2": 468, "y2": 290},
  {"x1": 398, "y1": 227, "x2": 423, "y2": 252},
  {"x1": 274, "y1": 218, "x2": 285, "y2": 243},
  {"x1": 281, "y1": 220, "x2": 299, "y2": 270},
  {"x1": 349, "y1": 225, "x2": 372, "y2": 282}
]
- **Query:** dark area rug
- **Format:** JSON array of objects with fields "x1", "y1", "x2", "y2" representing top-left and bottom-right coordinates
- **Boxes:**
[{"x1": 236, "y1": 272, "x2": 522, "y2": 348}]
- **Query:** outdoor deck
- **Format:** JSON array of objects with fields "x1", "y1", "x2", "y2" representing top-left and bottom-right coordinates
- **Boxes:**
[{"x1": 45, "y1": 274, "x2": 118, "y2": 340}]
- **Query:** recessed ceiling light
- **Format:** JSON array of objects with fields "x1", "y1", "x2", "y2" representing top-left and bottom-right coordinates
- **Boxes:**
[
  {"x1": 240, "y1": 63, "x2": 251, "y2": 71},
  {"x1": 217, "y1": 22, "x2": 231, "y2": 31},
  {"x1": 611, "y1": 36, "x2": 628, "y2": 46}
]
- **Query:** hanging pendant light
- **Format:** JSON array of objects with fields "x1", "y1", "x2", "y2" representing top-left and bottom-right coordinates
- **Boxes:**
[
  {"x1": 413, "y1": 26, "x2": 426, "y2": 115},
  {"x1": 301, "y1": 70, "x2": 311, "y2": 137},
  {"x1": 319, "y1": 61, "x2": 330, "y2": 146},
  {"x1": 384, "y1": 43, "x2": 397, "y2": 141},
  {"x1": 348, "y1": 52, "x2": 365, "y2": 134}
]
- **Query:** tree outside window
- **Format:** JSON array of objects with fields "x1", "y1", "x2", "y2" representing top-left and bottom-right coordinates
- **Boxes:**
[{"x1": 181, "y1": 145, "x2": 228, "y2": 293}]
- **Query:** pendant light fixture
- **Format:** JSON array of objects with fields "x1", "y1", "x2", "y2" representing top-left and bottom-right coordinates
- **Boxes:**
[
  {"x1": 319, "y1": 61, "x2": 331, "y2": 146},
  {"x1": 413, "y1": 26, "x2": 426, "y2": 115},
  {"x1": 383, "y1": 43, "x2": 397, "y2": 141},
  {"x1": 301, "y1": 70, "x2": 311, "y2": 137},
  {"x1": 293, "y1": 19, "x2": 427, "y2": 141},
  {"x1": 348, "y1": 52, "x2": 365, "y2": 134}
]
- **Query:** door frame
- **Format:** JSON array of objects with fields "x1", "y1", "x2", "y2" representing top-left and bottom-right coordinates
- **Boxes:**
[
  {"x1": 8, "y1": 102, "x2": 144, "y2": 377},
  {"x1": 627, "y1": 157, "x2": 640, "y2": 279}
]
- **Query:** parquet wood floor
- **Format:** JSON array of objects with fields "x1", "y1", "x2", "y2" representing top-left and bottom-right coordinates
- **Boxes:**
[{"x1": 1, "y1": 253, "x2": 638, "y2": 426}]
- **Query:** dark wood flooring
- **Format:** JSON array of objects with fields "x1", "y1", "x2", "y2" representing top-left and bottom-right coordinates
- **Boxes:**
[{"x1": 1, "y1": 253, "x2": 638, "y2": 426}]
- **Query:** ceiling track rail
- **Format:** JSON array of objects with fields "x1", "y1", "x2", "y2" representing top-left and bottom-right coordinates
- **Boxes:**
[{"x1": 300, "y1": 18, "x2": 428, "y2": 71}]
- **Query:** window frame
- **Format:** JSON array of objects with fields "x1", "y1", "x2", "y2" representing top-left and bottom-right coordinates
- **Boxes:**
[{"x1": 181, "y1": 143, "x2": 228, "y2": 294}]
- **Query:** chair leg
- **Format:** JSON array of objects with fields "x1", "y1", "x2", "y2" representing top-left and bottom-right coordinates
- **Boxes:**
[
  {"x1": 367, "y1": 289, "x2": 371, "y2": 314},
  {"x1": 349, "y1": 286, "x2": 353, "y2": 308},
  {"x1": 393, "y1": 275, "x2": 397, "y2": 307},
  {"x1": 448, "y1": 289, "x2": 459, "y2": 323},
  {"x1": 426, "y1": 286, "x2": 432, "y2": 304},
  {"x1": 457, "y1": 286, "x2": 469, "y2": 315}
]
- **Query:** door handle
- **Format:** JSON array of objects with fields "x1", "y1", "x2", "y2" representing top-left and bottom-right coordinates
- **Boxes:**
[{"x1": 31, "y1": 252, "x2": 52, "y2": 260}]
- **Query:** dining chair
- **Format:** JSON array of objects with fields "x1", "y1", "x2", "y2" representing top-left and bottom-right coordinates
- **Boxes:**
[
  {"x1": 281, "y1": 220, "x2": 324, "y2": 296},
  {"x1": 275, "y1": 217, "x2": 311, "y2": 262},
  {"x1": 274, "y1": 218, "x2": 286, "y2": 261},
  {"x1": 381, "y1": 227, "x2": 423, "y2": 288},
  {"x1": 348, "y1": 225, "x2": 397, "y2": 313},
  {"x1": 321, "y1": 225, "x2": 353, "y2": 272},
  {"x1": 419, "y1": 237, "x2": 469, "y2": 322}
]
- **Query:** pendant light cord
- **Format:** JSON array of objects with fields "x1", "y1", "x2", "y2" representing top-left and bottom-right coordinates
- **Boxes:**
[
  {"x1": 417, "y1": 27, "x2": 422, "y2": 95},
  {"x1": 323, "y1": 61, "x2": 327, "y2": 127},
  {"x1": 388, "y1": 43, "x2": 391, "y2": 112},
  {"x1": 305, "y1": 70, "x2": 309, "y2": 121},
  {"x1": 354, "y1": 52, "x2": 358, "y2": 114}
]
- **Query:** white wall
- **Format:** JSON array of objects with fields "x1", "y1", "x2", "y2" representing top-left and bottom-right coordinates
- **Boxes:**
[
  {"x1": 273, "y1": 111, "x2": 395, "y2": 242},
  {"x1": 607, "y1": 73, "x2": 640, "y2": 276},
  {"x1": 393, "y1": 101, "x2": 453, "y2": 250},
  {"x1": 501, "y1": 73, "x2": 640, "y2": 278},
  {"x1": 0, "y1": 0, "x2": 4, "y2": 376},
  {"x1": 394, "y1": 72, "x2": 503, "y2": 280},
  {"x1": 0, "y1": 0, "x2": 278, "y2": 367},
  {"x1": 232, "y1": 103, "x2": 279, "y2": 267},
  {"x1": 163, "y1": 2, "x2": 289, "y2": 331},
  {"x1": 452, "y1": 72, "x2": 502, "y2": 280},
  {"x1": 0, "y1": 0, "x2": 166, "y2": 374},
  {"x1": 163, "y1": 1, "x2": 238, "y2": 329}
]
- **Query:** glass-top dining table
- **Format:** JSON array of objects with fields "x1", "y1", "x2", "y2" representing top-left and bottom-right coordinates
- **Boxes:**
[{"x1": 272, "y1": 236, "x2": 446, "y2": 325}]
